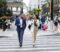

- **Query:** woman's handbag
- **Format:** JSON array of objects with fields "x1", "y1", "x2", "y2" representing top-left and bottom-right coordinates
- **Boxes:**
[
  {"x1": 28, "y1": 25, "x2": 31, "y2": 30},
  {"x1": 42, "y1": 23, "x2": 48, "y2": 31}
]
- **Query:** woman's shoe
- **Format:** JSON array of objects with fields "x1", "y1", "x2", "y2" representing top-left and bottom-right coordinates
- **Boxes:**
[
  {"x1": 33, "y1": 44, "x2": 35, "y2": 47},
  {"x1": 33, "y1": 43, "x2": 35, "y2": 47}
]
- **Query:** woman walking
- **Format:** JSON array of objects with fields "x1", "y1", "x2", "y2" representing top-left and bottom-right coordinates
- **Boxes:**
[
  {"x1": 33, "y1": 15, "x2": 39, "y2": 47},
  {"x1": 28, "y1": 15, "x2": 39, "y2": 47},
  {"x1": 30, "y1": 15, "x2": 39, "y2": 47}
]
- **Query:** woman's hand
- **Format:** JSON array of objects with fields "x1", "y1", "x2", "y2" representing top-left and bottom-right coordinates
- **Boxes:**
[{"x1": 31, "y1": 23, "x2": 33, "y2": 25}]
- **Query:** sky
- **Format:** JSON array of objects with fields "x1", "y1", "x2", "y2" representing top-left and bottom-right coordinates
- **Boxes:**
[
  {"x1": 23, "y1": 0, "x2": 29, "y2": 14},
  {"x1": 23, "y1": 0, "x2": 29, "y2": 7}
]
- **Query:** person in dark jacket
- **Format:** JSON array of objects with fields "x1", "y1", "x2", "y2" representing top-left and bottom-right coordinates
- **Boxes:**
[
  {"x1": 0, "y1": 18, "x2": 3, "y2": 29},
  {"x1": 2, "y1": 18, "x2": 7, "y2": 31},
  {"x1": 41, "y1": 15, "x2": 46, "y2": 28},
  {"x1": 41, "y1": 16, "x2": 46, "y2": 24},
  {"x1": 15, "y1": 14, "x2": 26, "y2": 47}
]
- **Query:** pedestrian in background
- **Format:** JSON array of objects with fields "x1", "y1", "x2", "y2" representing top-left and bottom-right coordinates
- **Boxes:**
[
  {"x1": 54, "y1": 14, "x2": 58, "y2": 31},
  {"x1": 7, "y1": 19, "x2": 11, "y2": 29},
  {"x1": 0, "y1": 18, "x2": 3, "y2": 29},
  {"x1": 41, "y1": 15, "x2": 46, "y2": 29},
  {"x1": 2, "y1": 18, "x2": 8, "y2": 31},
  {"x1": 15, "y1": 14, "x2": 26, "y2": 47}
]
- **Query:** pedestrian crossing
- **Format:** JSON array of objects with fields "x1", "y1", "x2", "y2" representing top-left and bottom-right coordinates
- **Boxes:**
[{"x1": 0, "y1": 33, "x2": 60, "y2": 52}]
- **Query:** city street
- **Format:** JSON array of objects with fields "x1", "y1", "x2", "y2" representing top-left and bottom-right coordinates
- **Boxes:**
[
  {"x1": 0, "y1": 30, "x2": 60, "y2": 52},
  {"x1": 0, "y1": 0, "x2": 60, "y2": 52},
  {"x1": 0, "y1": 21, "x2": 60, "y2": 52}
]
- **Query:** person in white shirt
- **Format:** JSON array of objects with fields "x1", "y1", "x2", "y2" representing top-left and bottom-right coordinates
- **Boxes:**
[
  {"x1": 28, "y1": 15, "x2": 39, "y2": 47},
  {"x1": 19, "y1": 17, "x2": 23, "y2": 28}
]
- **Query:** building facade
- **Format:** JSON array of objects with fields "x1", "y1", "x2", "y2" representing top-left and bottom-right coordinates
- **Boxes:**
[
  {"x1": 42, "y1": 1, "x2": 51, "y2": 16},
  {"x1": 29, "y1": 0, "x2": 46, "y2": 11},
  {"x1": 6, "y1": 0, "x2": 23, "y2": 15},
  {"x1": 53, "y1": 0, "x2": 60, "y2": 15},
  {"x1": 6, "y1": 0, "x2": 22, "y2": 2},
  {"x1": 42, "y1": 0, "x2": 60, "y2": 16}
]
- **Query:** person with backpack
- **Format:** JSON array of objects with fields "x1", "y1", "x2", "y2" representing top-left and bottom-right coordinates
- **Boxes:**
[{"x1": 54, "y1": 14, "x2": 58, "y2": 31}]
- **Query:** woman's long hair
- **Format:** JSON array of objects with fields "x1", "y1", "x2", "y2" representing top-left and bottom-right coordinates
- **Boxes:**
[{"x1": 35, "y1": 15, "x2": 39, "y2": 19}]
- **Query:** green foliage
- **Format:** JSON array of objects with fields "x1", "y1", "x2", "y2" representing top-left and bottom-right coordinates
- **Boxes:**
[
  {"x1": 33, "y1": 8, "x2": 42, "y2": 14},
  {"x1": 45, "y1": 0, "x2": 51, "y2": 2},
  {"x1": 0, "y1": 0, "x2": 12, "y2": 17},
  {"x1": 6, "y1": 9, "x2": 12, "y2": 16},
  {"x1": 0, "y1": 0, "x2": 7, "y2": 17}
]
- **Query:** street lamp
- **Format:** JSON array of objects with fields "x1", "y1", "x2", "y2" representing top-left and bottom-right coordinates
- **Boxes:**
[
  {"x1": 34, "y1": 4, "x2": 36, "y2": 15},
  {"x1": 51, "y1": 0, "x2": 53, "y2": 20},
  {"x1": 21, "y1": 7, "x2": 23, "y2": 14},
  {"x1": 38, "y1": 0, "x2": 40, "y2": 17},
  {"x1": 58, "y1": 0, "x2": 60, "y2": 16},
  {"x1": 51, "y1": 0, "x2": 53, "y2": 31},
  {"x1": 47, "y1": 0, "x2": 48, "y2": 16},
  {"x1": 59, "y1": 5, "x2": 60, "y2": 14},
  {"x1": 20, "y1": 1, "x2": 23, "y2": 14}
]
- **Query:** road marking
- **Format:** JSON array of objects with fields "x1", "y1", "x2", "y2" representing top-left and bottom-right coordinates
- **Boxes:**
[{"x1": 0, "y1": 47, "x2": 60, "y2": 51}]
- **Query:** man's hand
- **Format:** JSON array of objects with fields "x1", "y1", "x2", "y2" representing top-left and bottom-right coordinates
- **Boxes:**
[{"x1": 19, "y1": 24, "x2": 22, "y2": 26}]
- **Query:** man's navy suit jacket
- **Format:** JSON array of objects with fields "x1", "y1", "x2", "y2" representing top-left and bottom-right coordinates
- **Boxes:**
[{"x1": 15, "y1": 17, "x2": 26, "y2": 31}]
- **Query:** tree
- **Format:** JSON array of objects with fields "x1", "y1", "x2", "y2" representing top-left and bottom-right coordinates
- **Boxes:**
[
  {"x1": 0, "y1": 0, "x2": 7, "y2": 17},
  {"x1": 6, "y1": 9, "x2": 12, "y2": 16},
  {"x1": 45, "y1": 0, "x2": 51, "y2": 2},
  {"x1": 0, "y1": 0, "x2": 12, "y2": 17},
  {"x1": 33, "y1": 8, "x2": 42, "y2": 15},
  {"x1": 20, "y1": 2, "x2": 27, "y2": 14}
]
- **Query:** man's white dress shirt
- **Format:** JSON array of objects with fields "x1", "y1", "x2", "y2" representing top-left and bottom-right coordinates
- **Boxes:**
[{"x1": 20, "y1": 18, "x2": 23, "y2": 28}]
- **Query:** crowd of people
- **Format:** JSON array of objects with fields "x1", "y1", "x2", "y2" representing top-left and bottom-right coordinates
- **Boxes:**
[
  {"x1": 28, "y1": 14, "x2": 48, "y2": 31},
  {"x1": 0, "y1": 13, "x2": 60, "y2": 47},
  {"x1": 0, "y1": 17, "x2": 14, "y2": 31}
]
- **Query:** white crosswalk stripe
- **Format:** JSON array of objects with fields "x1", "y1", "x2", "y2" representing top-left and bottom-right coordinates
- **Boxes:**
[{"x1": 0, "y1": 33, "x2": 60, "y2": 52}]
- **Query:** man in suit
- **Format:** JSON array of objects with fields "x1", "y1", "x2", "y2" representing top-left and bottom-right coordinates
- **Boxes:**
[{"x1": 15, "y1": 14, "x2": 26, "y2": 47}]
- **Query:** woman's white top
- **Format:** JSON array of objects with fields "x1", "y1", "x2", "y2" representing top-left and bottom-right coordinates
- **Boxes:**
[{"x1": 28, "y1": 19, "x2": 40, "y2": 32}]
